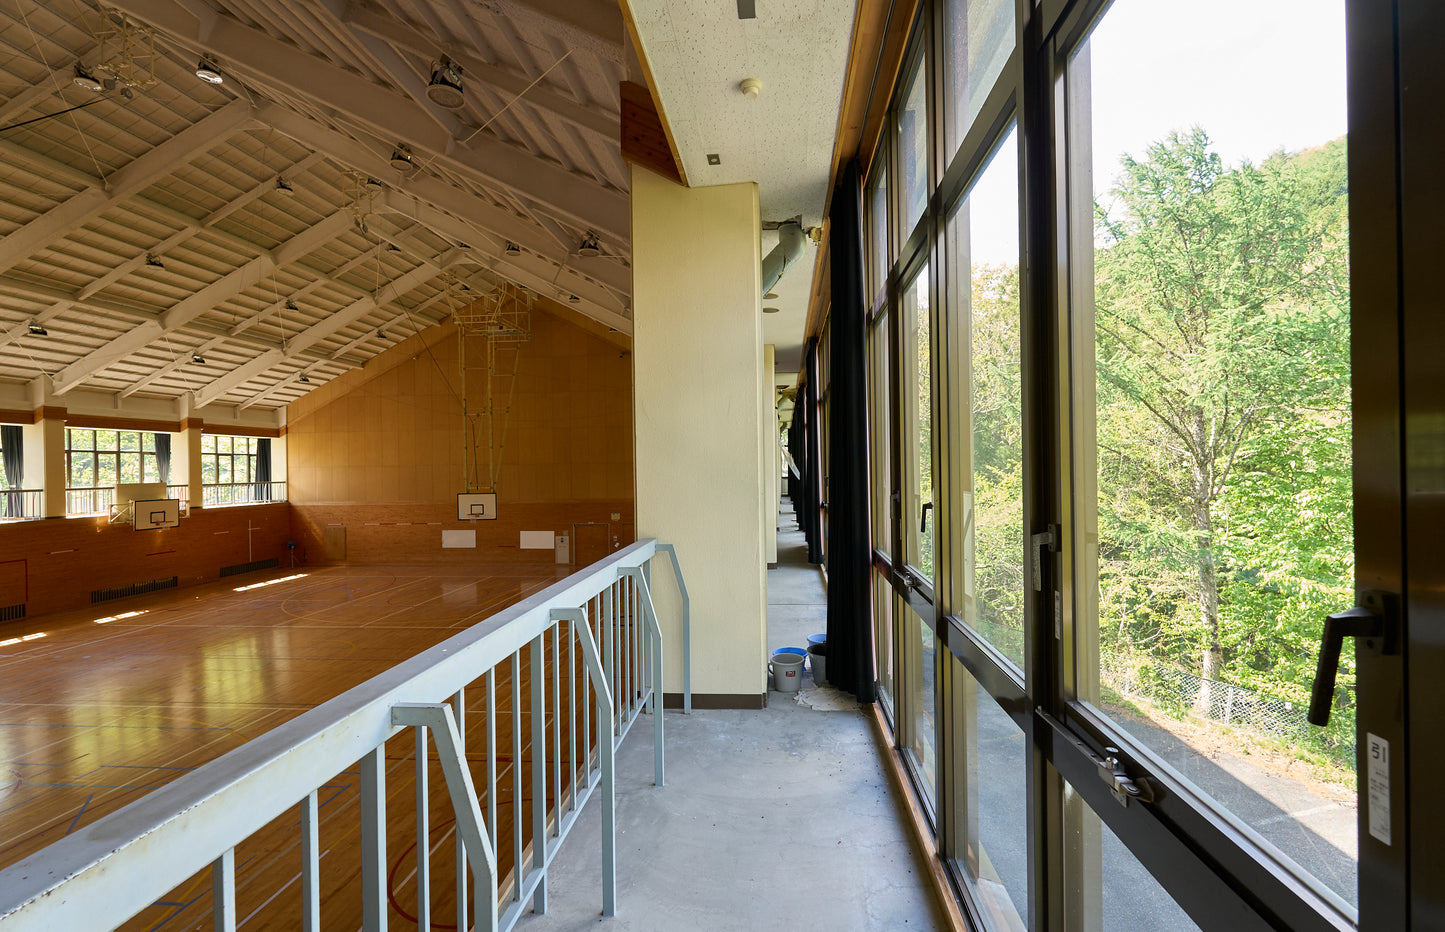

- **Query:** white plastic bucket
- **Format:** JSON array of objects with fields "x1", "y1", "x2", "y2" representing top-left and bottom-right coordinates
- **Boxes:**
[{"x1": 769, "y1": 652, "x2": 805, "y2": 692}]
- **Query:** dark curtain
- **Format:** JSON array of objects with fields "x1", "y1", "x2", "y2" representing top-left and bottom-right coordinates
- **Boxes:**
[
  {"x1": 255, "y1": 438, "x2": 272, "y2": 501},
  {"x1": 1, "y1": 425, "x2": 22, "y2": 518},
  {"x1": 824, "y1": 160, "x2": 877, "y2": 703},
  {"x1": 786, "y1": 406, "x2": 805, "y2": 507},
  {"x1": 155, "y1": 433, "x2": 171, "y2": 486},
  {"x1": 802, "y1": 341, "x2": 824, "y2": 565}
]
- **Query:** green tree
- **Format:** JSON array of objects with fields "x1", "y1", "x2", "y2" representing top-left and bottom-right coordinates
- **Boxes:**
[{"x1": 1093, "y1": 129, "x2": 1350, "y2": 710}]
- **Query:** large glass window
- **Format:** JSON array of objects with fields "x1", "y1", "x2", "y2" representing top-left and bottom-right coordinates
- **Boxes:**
[
  {"x1": 65, "y1": 428, "x2": 166, "y2": 514},
  {"x1": 1066, "y1": 0, "x2": 1354, "y2": 909},
  {"x1": 855, "y1": 0, "x2": 1399, "y2": 927},
  {"x1": 946, "y1": 127, "x2": 1023, "y2": 669},
  {"x1": 944, "y1": 0, "x2": 1014, "y2": 157},
  {"x1": 203, "y1": 434, "x2": 281, "y2": 505}
]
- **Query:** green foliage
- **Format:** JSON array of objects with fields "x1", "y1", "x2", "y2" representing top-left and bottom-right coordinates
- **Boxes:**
[{"x1": 1091, "y1": 128, "x2": 1352, "y2": 723}]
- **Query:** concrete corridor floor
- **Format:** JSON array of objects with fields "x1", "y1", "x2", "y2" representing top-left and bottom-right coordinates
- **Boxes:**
[{"x1": 515, "y1": 500, "x2": 944, "y2": 930}]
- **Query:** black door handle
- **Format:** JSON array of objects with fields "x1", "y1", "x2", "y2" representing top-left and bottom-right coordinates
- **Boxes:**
[
  {"x1": 1308, "y1": 593, "x2": 1394, "y2": 726},
  {"x1": 920, "y1": 501, "x2": 933, "y2": 534}
]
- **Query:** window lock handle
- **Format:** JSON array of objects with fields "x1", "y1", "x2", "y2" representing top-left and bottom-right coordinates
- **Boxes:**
[
  {"x1": 920, "y1": 501, "x2": 933, "y2": 534},
  {"x1": 1308, "y1": 592, "x2": 1396, "y2": 727}
]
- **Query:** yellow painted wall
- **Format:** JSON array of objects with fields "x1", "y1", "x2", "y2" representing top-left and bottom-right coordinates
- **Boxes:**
[{"x1": 631, "y1": 166, "x2": 769, "y2": 701}]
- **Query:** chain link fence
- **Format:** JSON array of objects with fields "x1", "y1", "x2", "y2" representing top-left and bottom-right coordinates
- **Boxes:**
[{"x1": 1099, "y1": 652, "x2": 1343, "y2": 753}]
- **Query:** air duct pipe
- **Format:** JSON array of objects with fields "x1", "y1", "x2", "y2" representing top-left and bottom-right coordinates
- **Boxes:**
[{"x1": 761, "y1": 220, "x2": 806, "y2": 297}]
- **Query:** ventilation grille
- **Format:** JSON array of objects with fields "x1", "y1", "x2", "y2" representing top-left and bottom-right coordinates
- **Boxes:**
[
  {"x1": 0, "y1": 603, "x2": 24, "y2": 622},
  {"x1": 220, "y1": 557, "x2": 279, "y2": 578},
  {"x1": 91, "y1": 576, "x2": 178, "y2": 605}
]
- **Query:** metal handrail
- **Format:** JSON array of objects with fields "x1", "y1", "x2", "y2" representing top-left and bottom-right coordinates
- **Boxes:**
[
  {"x1": 0, "y1": 489, "x2": 43, "y2": 521},
  {"x1": 0, "y1": 539, "x2": 689, "y2": 932},
  {"x1": 201, "y1": 479, "x2": 287, "y2": 505}
]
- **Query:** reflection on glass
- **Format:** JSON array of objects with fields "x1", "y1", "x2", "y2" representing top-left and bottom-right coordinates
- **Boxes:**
[
  {"x1": 949, "y1": 127, "x2": 1024, "y2": 669},
  {"x1": 870, "y1": 161, "x2": 890, "y2": 294},
  {"x1": 904, "y1": 269, "x2": 934, "y2": 578},
  {"x1": 945, "y1": 0, "x2": 1014, "y2": 156},
  {"x1": 1070, "y1": 0, "x2": 1354, "y2": 908},
  {"x1": 949, "y1": 654, "x2": 1027, "y2": 927},
  {"x1": 899, "y1": 57, "x2": 929, "y2": 236},
  {"x1": 1063, "y1": 779, "x2": 1202, "y2": 931},
  {"x1": 875, "y1": 569, "x2": 896, "y2": 714},
  {"x1": 909, "y1": 598, "x2": 938, "y2": 802}
]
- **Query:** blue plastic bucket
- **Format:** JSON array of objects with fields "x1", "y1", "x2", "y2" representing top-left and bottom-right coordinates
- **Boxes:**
[{"x1": 807, "y1": 633, "x2": 827, "y2": 649}]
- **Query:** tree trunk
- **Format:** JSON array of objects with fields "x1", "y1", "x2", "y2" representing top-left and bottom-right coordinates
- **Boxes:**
[{"x1": 1191, "y1": 409, "x2": 1222, "y2": 714}]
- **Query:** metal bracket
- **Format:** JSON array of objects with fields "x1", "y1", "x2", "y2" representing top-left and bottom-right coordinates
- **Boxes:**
[{"x1": 1095, "y1": 746, "x2": 1156, "y2": 807}]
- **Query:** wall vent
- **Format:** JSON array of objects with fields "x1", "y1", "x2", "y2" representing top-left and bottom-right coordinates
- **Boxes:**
[
  {"x1": 91, "y1": 576, "x2": 178, "y2": 605},
  {"x1": 0, "y1": 603, "x2": 25, "y2": 622},
  {"x1": 220, "y1": 558, "x2": 280, "y2": 578}
]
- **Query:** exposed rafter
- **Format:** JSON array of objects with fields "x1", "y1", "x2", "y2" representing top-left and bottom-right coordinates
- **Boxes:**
[
  {"x1": 256, "y1": 105, "x2": 629, "y2": 298},
  {"x1": 103, "y1": 0, "x2": 628, "y2": 240},
  {"x1": 0, "y1": 99, "x2": 251, "y2": 275},
  {"x1": 341, "y1": 4, "x2": 617, "y2": 140},
  {"x1": 194, "y1": 263, "x2": 440, "y2": 407},
  {"x1": 51, "y1": 210, "x2": 353, "y2": 394}
]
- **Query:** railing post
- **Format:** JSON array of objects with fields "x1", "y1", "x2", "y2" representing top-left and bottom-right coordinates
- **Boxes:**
[
  {"x1": 530, "y1": 634, "x2": 548, "y2": 914},
  {"x1": 626, "y1": 568, "x2": 666, "y2": 787},
  {"x1": 656, "y1": 543, "x2": 691, "y2": 714},
  {"x1": 552, "y1": 607, "x2": 615, "y2": 917},
  {"x1": 392, "y1": 703, "x2": 499, "y2": 932},
  {"x1": 360, "y1": 746, "x2": 387, "y2": 932}
]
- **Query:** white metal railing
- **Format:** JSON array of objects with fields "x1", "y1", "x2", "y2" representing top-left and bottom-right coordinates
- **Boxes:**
[
  {"x1": 0, "y1": 489, "x2": 42, "y2": 521},
  {"x1": 202, "y1": 479, "x2": 286, "y2": 505},
  {"x1": 65, "y1": 486, "x2": 114, "y2": 515},
  {"x1": 0, "y1": 539, "x2": 690, "y2": 931}
]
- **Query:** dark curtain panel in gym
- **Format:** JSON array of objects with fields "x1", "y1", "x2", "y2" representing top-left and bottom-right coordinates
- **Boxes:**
[
  {"x1": 825, "y1": 160, "x2": 877, "y2": 703},
  {"x1": 154, "y1": 433, "x2": 171, "y2": 484},
  {"x1": 803, "y1": 340, "x2": 824, "y2": 565},
  {"x1": 1, "y1": 425, "x2": 22, "y2": 517},
  {"x1": 255, "y1": 438, "x2": 272, "y2": 501}
]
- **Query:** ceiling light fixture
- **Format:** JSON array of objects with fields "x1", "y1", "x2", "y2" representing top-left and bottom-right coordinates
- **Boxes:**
[
  {"x1": 72, "y1": 63, "x2": 104, "y2": 92},
  {"x1": 195, "y1": 57, "x2": 223, "y2": 84},
  {"x1": 706, "y1": 153, "x2": 721, "y2": 166},
  {"x1": 191, "y1": 351, "x2": 206, "y2": 364},
  {"x1": 27, "y1": 320, "x2": 47, "y2": 336},
  {"x1": 426, "y1": 57, "x2": 465, "y2": 109},
  {"x1": 275, "y1": 177, "x2": 295, "y2": 197},
  {"x1": 145, "y1": 252, "x2": 164, "y2": 268},
  {"x1": 389, "y1": 145, "x2": 416, "y2": 172},
  {"x1": 740, "y1": 78, "x2": 763, "y2": 99},
  {"x1": 377, "y1": 328, "x2": 388, "y2": 340},
  {"x1": 285, "y1": 299, "x2": 298, "y2": 311},
  {"x1": 297, "y1": 372, "x2": 310, "y2": 383},
  {"x1": 503, "y1": 242, "x2": 520, "y2": 257},
  {"x1": 577, "y1": 232, "x2": 601, "y2": 258}
]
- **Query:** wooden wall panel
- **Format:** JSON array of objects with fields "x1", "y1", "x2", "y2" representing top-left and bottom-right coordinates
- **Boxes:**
[
  {"x1": 285, "y1": 304, "x2": 636, "y2": 565},
  {"x1": 0, "y1": 504, "x2": 292, "y2": 620},
  {"x1": 289, "y1": 501, "x2": 635, "y2": 566}
]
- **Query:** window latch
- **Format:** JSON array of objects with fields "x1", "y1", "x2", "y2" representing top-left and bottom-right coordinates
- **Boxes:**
[
  {"x1": 1031, "y1": 524, "x2": 1059, "y2": 592},
  {"x1": 920, "y1": 501, "x2": 933, "y2": 534},
  {"x1": 1095, "y1": 746, "x2": 1155, "y2": 807}
]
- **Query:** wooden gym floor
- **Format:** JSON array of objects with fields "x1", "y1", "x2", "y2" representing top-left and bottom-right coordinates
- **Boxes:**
[{"x1": 0, "y1": 561, "x2": 608, "y2": 930}]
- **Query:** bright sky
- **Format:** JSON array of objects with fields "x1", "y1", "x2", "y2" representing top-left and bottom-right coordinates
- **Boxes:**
[{"x1": 968, "y1": 0, "x2": 1347, "y2": 265}]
